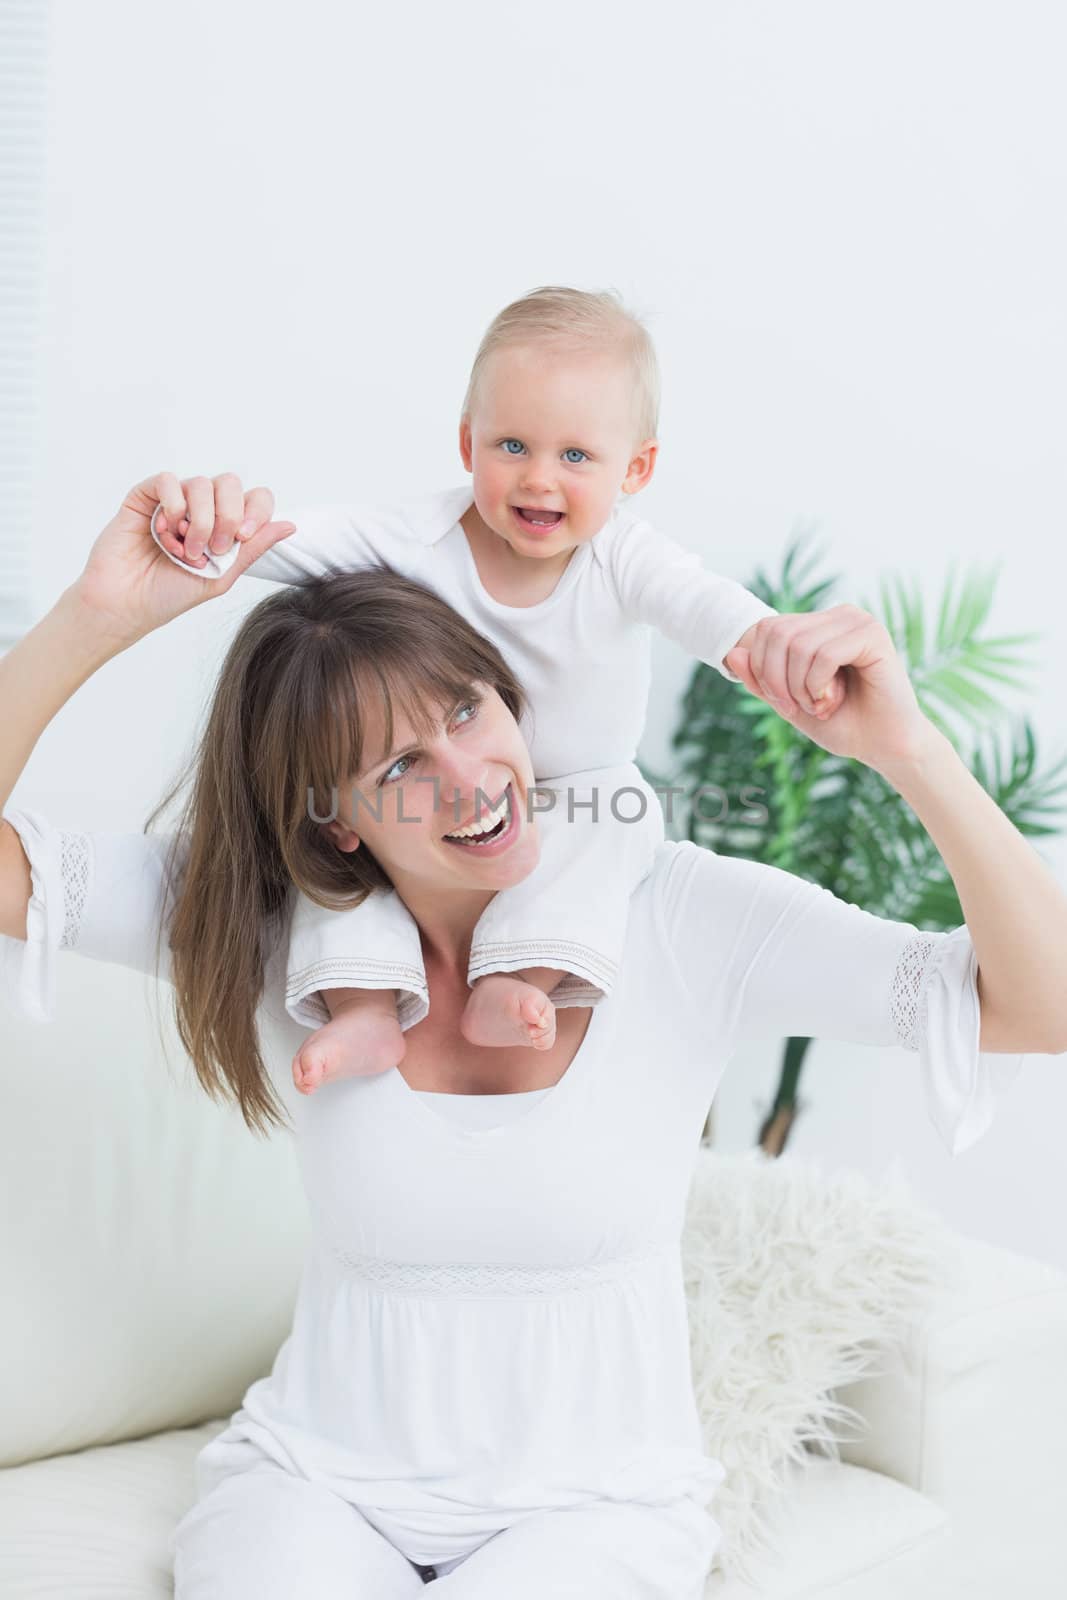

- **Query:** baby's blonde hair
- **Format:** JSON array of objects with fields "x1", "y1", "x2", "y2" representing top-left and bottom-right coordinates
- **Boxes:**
[{"x1": 461, "y1": 285, "x2": 660, "y2": 446}]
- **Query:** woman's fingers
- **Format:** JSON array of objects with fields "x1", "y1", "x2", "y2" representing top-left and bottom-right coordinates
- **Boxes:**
[
  {"x1": 235, "y1": 485, "x2": 277, "y2": 545},
  {"x1": 148, "y1": 471, "x2": 190, "y2": 561},
  {"x1": 793, "y1": 611, "x2": 864, "y2": 711},
  {"x1": 217, "y1": 519, "x2": 296, "y2": 587},
  {"x1": 748, "y1": 614, "x2": 809, "y2": 714},
  {"x1": 151, "y1": 473, "x2": 276, "y2": 566},
  {"x1": 180, "y1": 476, "x2": 216, "y2": 566},
  {"x1": 206, "y1": 475, "x2": 276, "y2": 557},
  {"x1": 785, "y1": 615, "x2": 850, "y2": 714},
  {"x1": 734, "y1": 608, "x2": 926, "y2": 769},
  {"x1": 207, "y1": 472, "x2": 245, "y2": 555},
  {"x1": 748, "y1": 608, "x2": 860, "y2": 718}
]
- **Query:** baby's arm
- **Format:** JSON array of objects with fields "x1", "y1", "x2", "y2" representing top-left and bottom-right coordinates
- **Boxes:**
[
  {"x1": 607, "y1": 516, "x2": 844, "y2": 712},
  {"x1": 150, "y1": 493, "x2": 446, "y2": 586}
]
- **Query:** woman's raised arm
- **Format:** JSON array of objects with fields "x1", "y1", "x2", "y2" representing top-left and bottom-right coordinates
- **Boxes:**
[
  {"x1": 0, "y1": 471, "x2": 295, "y2": 944},
  {"x1": 0, "y1": 588, "x2": 127, "y2": 939},
  {"x1": 723, "y1": 604, "x2": 1067, "y2": 1056}
]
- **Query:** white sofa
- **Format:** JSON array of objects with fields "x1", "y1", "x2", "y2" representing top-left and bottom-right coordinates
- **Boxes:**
[{"x1": 2, "y1": 984, "x2": 1066, "y2": 1598}]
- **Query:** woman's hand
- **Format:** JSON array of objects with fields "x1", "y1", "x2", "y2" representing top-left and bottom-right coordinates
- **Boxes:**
[
  {"x1": 74, "y1": 471, "x2": 296, "y2": 645},
  {"x1": 723, "y1": 604, "x2": 934, "y2": 776}
]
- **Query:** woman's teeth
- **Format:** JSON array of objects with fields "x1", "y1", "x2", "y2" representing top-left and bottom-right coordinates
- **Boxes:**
[{"x1": 444, "y1": 788, "x2": 511, "y2": 844}]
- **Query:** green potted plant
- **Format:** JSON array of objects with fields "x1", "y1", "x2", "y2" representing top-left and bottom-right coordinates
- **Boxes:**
[{"x1": 641, "y1": 531, "x2": 1067, "y2": 1156}]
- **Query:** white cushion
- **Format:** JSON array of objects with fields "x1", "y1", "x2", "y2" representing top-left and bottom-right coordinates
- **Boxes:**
[
  {"x1": 0, "y1": 965, "x2": 312, "y2": 1467},
  {"x1": 683, "y1": 1149, "x2": 948, "y2": 1581},
  {"x1": 0, "y1": 1420, "x2": 223, "y2": 1597},
  {"x1": 707, "y1": 1454, "x2": 947, "y2": 1597},
  {"x1": 0, "y1": 1425, "x2": 945, "y2": 1599}
]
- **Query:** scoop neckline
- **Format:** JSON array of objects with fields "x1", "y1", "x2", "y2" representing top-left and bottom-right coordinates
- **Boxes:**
[
  {"x1": 387, "y1": 999, "x2": 607, "y2": 1143},
  {"x1": 450, "y1": 505, "x2": 596, "y2": 619}
]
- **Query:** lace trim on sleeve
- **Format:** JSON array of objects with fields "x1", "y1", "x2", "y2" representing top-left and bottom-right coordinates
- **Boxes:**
[
  {"x1": 1, "y1": 807, "x2": 70, "y2": 1021},
  {"x1": 890, "y1": 925, "x2": 1025, "y2": 1155},
  {"x1": 889, "y1": 932, "x2": 940, "y2": 1051},
  {"x1": 57, "y1": 831, "x2": 92, "y2": 951}
]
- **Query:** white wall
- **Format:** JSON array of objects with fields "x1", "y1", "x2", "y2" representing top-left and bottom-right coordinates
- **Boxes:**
[{"x1": 8, "y1": 0, "x2": 1067, "y2": 1263}]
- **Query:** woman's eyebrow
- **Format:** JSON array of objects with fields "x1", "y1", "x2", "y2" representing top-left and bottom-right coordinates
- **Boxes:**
[
  {"x1": 370, "y1": 742, "x2": 408, "y2": 775},
  {"x1": 365, "y1": 719, "x2": 432, "y2": 778},
  {"x1": 363, "y1": 694, "x2": 471, "y2": 778}
]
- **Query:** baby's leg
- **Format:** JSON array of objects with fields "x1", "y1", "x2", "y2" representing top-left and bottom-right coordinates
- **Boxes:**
[
  {"x1": 463, "y1": 763, "x2": 665, "y2": 1038},
  {"x1": 292, "y1": 985, "x2": 406, "y2": 1096},
  {"x1": 286, "y1": 887, "x2": 428, "y2": 1095},
  {"x1": 459, "y1": 965, "x2": 564, "y2": 1052}
]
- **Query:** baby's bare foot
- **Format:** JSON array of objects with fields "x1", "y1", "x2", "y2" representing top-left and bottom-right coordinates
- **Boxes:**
[
  {"x1": 459, "y1": 974, "x2": 557, "y2": 1052},
  {"x1": 292, "y1": 1008, "x2": 405, "y2": 1096}
]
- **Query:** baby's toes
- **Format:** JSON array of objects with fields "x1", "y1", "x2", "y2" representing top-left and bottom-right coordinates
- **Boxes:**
[
  {"x1": 530, "y1": 1015, "x2": 557, "y2": 1051},
  {"x1": 521, "y1": 993, "x2": 557, "y2": 1051},
  {"x1": 292, "y1": 1045, "x2": 326, "y2": 1095}
]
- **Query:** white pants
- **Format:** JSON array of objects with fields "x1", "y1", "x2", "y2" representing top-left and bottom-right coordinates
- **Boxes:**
[
  {"x1": 171, "y1": 1457, "x2": 720, "y2": 1598},
  {"x1": 286, "y1": 763, "x2": 665, "y2": 1029}
]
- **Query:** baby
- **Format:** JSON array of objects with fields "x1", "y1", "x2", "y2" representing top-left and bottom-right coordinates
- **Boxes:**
[{"x1": 151, "y1": 285, "x2": 842, "y2": 1096}]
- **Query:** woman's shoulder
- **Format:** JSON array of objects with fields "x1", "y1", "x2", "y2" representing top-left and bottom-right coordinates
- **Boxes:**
[
  {"x1": 630, "y1": 839, "x2": 725, "y2": 964},
  {"x1": 642, "y1": 837, "x2": 734, "y2": 906},
  {"x1": 635, "y1": 839, "x2": 808, "y2": 969},
  {"x1": 618, "y1": 840, "x2": 770, "y2": 1034}
]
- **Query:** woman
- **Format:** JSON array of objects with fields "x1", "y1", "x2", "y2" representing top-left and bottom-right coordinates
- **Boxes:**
[{"x1": 2, "y1": 474, "x2": 1065, "y2": 1598}]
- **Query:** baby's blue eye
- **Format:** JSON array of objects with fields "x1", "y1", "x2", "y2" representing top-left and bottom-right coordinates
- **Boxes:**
[
  {"x1": 564, "y1": 448, "x2": 587, "y2": 464},
  {"x1": 501, "y1": 439, "x2": 525, "y2": 455}
]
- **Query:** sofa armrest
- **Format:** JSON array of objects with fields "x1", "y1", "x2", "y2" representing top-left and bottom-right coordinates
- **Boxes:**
[{"x1": 829, "y1": 1235, "x2": 1067, "y2": 1568}]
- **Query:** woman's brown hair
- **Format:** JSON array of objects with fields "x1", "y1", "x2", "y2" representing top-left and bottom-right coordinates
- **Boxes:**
[{"x1": 143, "y1": 565, "x2": 527, "y2": 1138}]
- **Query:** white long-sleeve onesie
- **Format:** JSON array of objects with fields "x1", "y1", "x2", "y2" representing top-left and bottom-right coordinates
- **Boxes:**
[
  {"x1": 0, "y1": 809, "x2": 1026, "y2": 1588},
  {"x1": 151, "y1": 486, "x2": 778, "y2": 1025}
]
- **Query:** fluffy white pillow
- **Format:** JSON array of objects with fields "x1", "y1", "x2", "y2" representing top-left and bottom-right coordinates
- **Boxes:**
[{"x1": 682, "y1": 1148, "x2": 950, "y2": 1583}]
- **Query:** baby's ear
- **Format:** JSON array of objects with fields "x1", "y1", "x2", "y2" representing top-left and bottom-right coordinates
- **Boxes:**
[{"x1": 458, "y1": 415, "x2": 474, "y2": 471}]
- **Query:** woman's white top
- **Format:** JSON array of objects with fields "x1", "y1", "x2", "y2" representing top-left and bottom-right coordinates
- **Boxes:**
[
  {"x1": 152, "y1": 485, "x2": 778, "y2": 780},
  {"x1": 414, "y1": 1086, "x2": 551, "y2": 1128},
  {"x1": 0, "y1": 810, "x2": 1025, "y2": 1564}
]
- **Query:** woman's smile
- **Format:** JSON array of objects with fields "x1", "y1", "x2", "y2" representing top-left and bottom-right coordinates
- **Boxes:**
[{"x1": 441, "y1": 782, "x2": 519, "y2": 856}]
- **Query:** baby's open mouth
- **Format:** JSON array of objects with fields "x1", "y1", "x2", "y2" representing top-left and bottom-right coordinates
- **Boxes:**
[{"x1": 514, "y1": 507, "x2": 564, "y2": 527}]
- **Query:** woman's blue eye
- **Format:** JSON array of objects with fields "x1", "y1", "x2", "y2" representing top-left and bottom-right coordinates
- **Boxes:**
[
  {"x1": 564, "y1": 448, "x2": 587, "y2": 464},
  {"x1": 380, "y1": 700, "x2": 479, "y2": 785},
  {"x1": 382, "y1": 753, "x2": 415, "y2": 785}
]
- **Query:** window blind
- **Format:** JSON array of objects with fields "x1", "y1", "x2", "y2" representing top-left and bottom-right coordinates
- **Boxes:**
[{"x1": 0, "y1": 0, "x2": 48, "y2": 645}]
